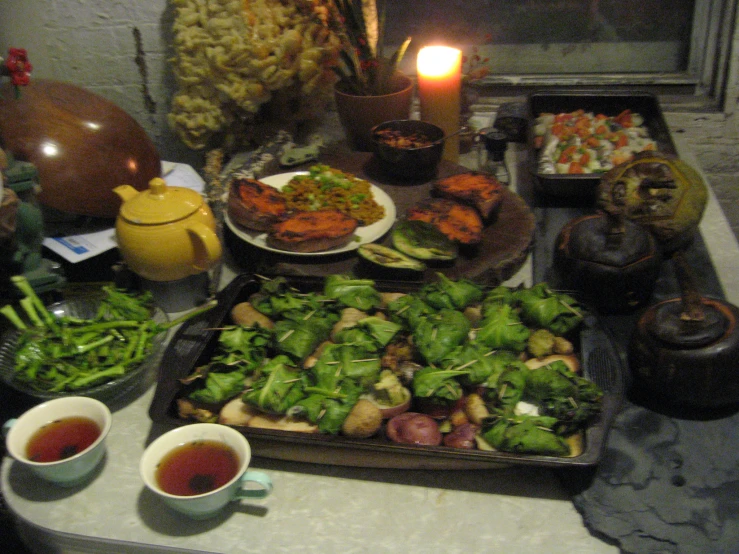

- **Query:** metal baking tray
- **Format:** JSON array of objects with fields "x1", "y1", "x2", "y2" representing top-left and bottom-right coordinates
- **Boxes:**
[
  {"x1": 528, "y1": 90, "x2": 678, "y2": 198},
  {"x1": 148, "y1": 273, "x2": 625, "y2": 469}
]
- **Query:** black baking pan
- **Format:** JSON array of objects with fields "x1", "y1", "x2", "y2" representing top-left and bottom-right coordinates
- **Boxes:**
[
  {"x1": 148, "y1": 273, "x2": 626, "y2": 469},
  {"x1": 528, "y1": 90, "x2": 678, "y2": 199}
]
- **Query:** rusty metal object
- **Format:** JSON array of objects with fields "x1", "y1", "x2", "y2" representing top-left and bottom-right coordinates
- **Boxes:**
[{"x1": 597, "y1": 151, "x2": 708, "y2": 253}]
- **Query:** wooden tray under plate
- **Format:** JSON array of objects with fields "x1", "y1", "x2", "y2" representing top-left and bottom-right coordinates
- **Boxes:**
[{"x1": 225, "y1": 149, "x2": 536, "y2": 286}]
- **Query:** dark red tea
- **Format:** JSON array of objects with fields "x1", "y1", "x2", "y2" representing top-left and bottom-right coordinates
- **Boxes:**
[
  {"x1": 155, "y1": 440, "x2": 240, "y2": 496},
  {"x1": 26, "y1": 416, "x2": 101, "y2": 463}
]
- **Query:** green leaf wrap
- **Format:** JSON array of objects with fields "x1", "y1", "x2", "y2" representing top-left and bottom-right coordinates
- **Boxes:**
[{"x1": 414, "y1": 309, "x2": 471, "y2": 364}]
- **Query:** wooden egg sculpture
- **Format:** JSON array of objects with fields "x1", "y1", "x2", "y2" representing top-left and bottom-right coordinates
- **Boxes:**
[{"x1": 0, "y1": 79, "x2": 161, "y2": 219}]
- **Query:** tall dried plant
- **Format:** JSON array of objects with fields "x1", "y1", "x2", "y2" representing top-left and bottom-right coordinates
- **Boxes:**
[{"x1": 328, "y1": 0, "x2": 411, "y2": 95}]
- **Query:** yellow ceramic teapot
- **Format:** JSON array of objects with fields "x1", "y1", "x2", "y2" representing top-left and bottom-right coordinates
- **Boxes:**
[{"x1": 114, "y1": 178, "x2": 222, "y2": 282}]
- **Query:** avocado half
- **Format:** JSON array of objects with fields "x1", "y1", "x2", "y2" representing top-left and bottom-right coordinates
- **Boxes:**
[
  {"x1": 358, "y1": 243, "x2": 426, "y2": 272},
  {"x1": 391, "y1": 220, "x2": 458, "y2": 261}
]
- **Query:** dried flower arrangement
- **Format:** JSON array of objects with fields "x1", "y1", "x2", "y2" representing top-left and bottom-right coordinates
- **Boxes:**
[
  {"x1": 167, "y1": 0, "x2": 413, "y2": 151},
  {"x1": 168, "y1": 0, "x2": 342, "y2": 150}
]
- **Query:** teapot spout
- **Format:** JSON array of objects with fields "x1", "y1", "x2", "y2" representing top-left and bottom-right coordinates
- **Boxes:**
[{"x1": 113, "y1": 184, "x2": 140, "y2": 202}]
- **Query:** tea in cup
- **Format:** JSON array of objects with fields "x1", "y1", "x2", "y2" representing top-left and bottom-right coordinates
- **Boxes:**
[
  {"x1": 3, "y1": 396, "x2": 112, "y2": 486},
  {"x1": 140, "y1": 423, "x2": 272, "y2": 519}
]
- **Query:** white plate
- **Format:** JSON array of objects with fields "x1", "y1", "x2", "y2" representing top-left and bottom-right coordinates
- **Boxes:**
[{"x1": 225, "y1": 171, "x2": 397, "y2": 256}]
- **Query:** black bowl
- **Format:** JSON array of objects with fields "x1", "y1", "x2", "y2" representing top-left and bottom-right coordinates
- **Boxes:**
[{"x1": 370, "y1": 120, "x2": 444, "y2": 180}]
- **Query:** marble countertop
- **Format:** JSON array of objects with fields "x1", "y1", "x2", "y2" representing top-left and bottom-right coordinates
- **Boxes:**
[{"x1": 2, "y1": 121, "x2": 738, "y2": 554}]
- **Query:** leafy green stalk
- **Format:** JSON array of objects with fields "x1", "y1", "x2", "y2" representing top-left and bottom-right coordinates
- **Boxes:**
[
  {"x1": 514, "y1": 283, "x2": 584, "y2": 335},
  {"x1": 5, "y1": 281, "x2": 217, "y2": 394},
  {"x1": 412, "y1": 366, "x2": 468, "y2": 404},
  {"x1": 475, "y1": 304, "x2": 531, "y2": 352},
  {"x1": 76, "y1": 334, "x2": 114, "y2": 354},
  {"x1": 163, "y1": 299, "x2": 219, "y2": 329},
  {"x1": 413, "y1": 309, "x2": 471, "y2": 364},
  {"x1": 11, "y1": 275, "x2": 58, "y2": 331},
  {"x1": 421, "y1": 273, "x2": 484, "y2": 310},
  {"x1": 19, "y1": 297, "x2": 44, "y2": 327},
  {"x1": 480, "y1": 412, "x2": 569, "y2": 456},
  {"x1": 324, "y1": 275, "x2": 381, "y2": 311},
  {"x1": 1, "y1": 305, "x2": 27, "y2": 330}
]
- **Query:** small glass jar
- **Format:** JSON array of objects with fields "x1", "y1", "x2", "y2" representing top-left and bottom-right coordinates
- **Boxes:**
[{"x1": 477, "y1": 128, "x2": 510, "y2": 185}]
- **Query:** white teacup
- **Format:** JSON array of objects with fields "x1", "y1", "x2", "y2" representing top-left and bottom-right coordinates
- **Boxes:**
[
  {"x1": 3, "y1": 396, "x2": 112, "y2": 486},
  {"x1": 140, "y1": 423, "x2": 272, "y2": 519}
]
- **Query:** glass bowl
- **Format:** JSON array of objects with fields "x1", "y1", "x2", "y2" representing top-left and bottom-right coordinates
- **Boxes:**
[{"x1": 0, "y1": 297, "x2": 168, "y2": 404}]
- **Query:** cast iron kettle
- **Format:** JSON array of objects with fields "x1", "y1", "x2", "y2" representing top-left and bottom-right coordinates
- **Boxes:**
[
  {"x1": 628, "y1": 253, "x2": 739, "y2": 409},
  {"x1": 553, "y1": 202, "x2": 662, "y2": 314}
]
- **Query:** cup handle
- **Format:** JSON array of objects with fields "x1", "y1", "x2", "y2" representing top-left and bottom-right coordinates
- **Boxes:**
[
  {"x1": 234, "y1": 470, "x2": 273, "y2": 499},
  {"x1": 2, "y1": 418, "x2": 16, "y2": 439},
  {"x1": 186, "y1": 222, "x2": 222, "y2": 272}
]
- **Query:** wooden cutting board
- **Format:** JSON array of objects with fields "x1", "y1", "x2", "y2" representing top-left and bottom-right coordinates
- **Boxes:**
[{"x1": 225, "y1": 146, "x2": 535, "y2": 285}]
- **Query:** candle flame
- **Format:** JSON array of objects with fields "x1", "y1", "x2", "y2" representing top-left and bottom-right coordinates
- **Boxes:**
[{"x1": 417, "y1": 46, "x2": 462, "y2": 77}]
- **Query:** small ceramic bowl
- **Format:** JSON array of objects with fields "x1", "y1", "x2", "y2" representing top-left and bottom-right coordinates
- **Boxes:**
[{"x1": 370, "y1": 120, "x2": 444, "y2": 180}]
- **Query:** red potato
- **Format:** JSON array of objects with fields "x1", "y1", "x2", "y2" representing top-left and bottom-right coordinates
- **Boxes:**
[
  {"x1": 386, "y1": 412, "x2": 442, "y2": 446},
  {"x1": 442, "y1": 423, "x2": 479, "y2": 449}
]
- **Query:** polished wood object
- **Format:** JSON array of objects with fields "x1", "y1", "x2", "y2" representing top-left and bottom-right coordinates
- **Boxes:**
[{"x1": 0, "y1": 79, "x2": 161, "y2": 219}]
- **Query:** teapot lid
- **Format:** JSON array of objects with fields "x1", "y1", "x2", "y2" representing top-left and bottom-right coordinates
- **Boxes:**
[{"x1": 119, "y1": 178, "x2": 204, "y2": 224}]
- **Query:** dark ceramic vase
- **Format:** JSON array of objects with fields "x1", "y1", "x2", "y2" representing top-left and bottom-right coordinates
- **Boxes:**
[{"x1": 334, "y1": 73, "x2": 414, "y2": 152}]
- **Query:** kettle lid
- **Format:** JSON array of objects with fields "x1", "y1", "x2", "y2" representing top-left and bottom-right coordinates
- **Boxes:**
[
  {"x1": 647, "y1": 299, "x2": 729, "y2": 348},
  {"x1": 118, "y1": 178, "x2": 203, "y2": 224}
]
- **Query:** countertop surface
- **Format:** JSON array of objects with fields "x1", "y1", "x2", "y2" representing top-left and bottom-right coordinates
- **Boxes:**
[{"x1": 3, "y1": 120, "x2": 739, "y2": 554}]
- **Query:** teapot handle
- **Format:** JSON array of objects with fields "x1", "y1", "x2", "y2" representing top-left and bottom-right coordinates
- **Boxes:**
[{"x1": 186, "y1": 222, "x2": 223, "y2": 272}]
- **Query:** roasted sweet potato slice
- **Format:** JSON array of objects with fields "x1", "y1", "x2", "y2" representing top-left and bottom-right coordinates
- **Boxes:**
[
  {"x1": 267, "y1": 209, "x2": 359, "y2": 253},
  {"x1": 433, "y1": 171, "x2": 504, "y2": 220},
  {"x1": 228, "y1": 178, "x2": 288, "y2": 232},
  {"x1": 407, "y1": 198, "x2": 483, "y2": 245}
]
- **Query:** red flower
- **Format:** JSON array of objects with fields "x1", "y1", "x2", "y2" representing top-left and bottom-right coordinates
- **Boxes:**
[{"x1": 5, "y1": 48, "x2": 32, "y2": 86}]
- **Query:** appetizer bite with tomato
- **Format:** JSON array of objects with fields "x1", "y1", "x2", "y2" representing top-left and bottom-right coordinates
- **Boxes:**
[{"x1": 534, "y1": 109, "x2": 657, "y2": 175}]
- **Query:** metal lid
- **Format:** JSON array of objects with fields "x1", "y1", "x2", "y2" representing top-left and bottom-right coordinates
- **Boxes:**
[
  {"x1": 119, "y1": 178, "x2": 203, "y2": 225},
  {"x1": 648, "y1": 300, "x2": 728, "y2": 348}
]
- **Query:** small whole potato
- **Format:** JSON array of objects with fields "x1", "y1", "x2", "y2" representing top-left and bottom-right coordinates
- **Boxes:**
[
  {"x1": 341, "y1": 399, "x2": 383, "y2": 438},
  {"x1": 230, "y1": 302, "x2": 274, "y2": 329}
]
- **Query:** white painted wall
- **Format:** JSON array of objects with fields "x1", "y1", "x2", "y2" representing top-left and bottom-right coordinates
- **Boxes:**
[{"x1": 0, "y1": 0, "x2": 202, "y2": 167}]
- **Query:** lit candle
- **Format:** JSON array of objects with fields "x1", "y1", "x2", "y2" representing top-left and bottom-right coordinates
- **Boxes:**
[{"x1": 417, "y1": 46, "x2": 462, "y2": 162}]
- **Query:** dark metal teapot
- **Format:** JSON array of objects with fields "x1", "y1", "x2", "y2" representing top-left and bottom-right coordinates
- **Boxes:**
[
  {"x1": 628, "y1": 253, "x2": 739, "y2": 409},
  {"x1": 553, "y1": 206, "x2": 662, "y2": 314}
]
